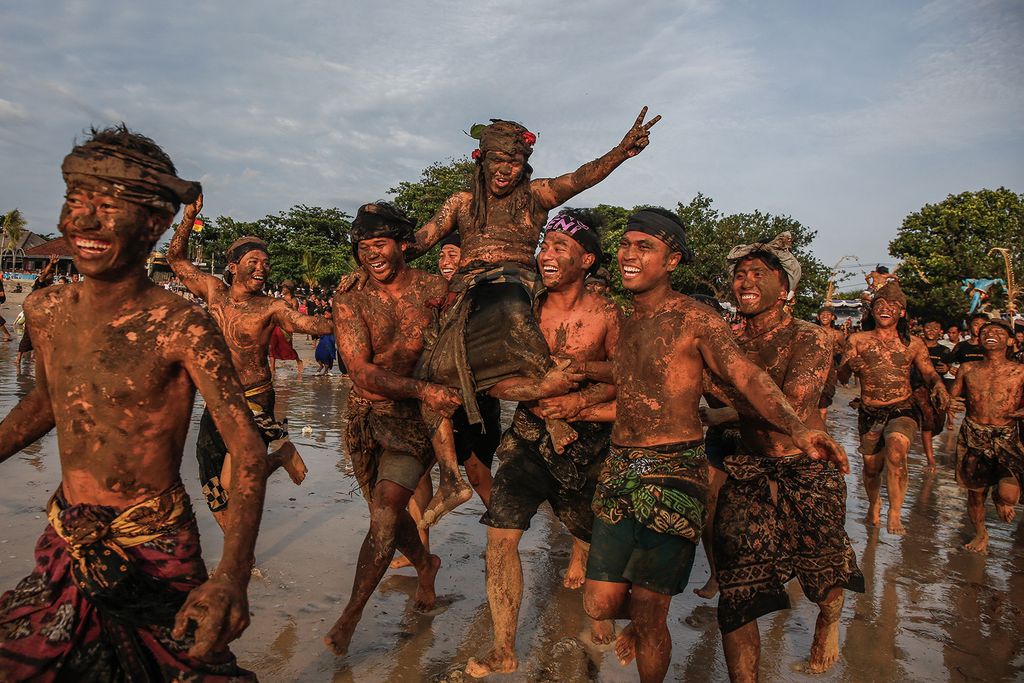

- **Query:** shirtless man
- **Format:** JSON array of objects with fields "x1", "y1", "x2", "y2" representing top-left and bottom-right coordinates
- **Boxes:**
[
  {"x1": 168, "y1": 196, "x2": 327, "y2": 528},
  {"x1": 947, "y1": 319, "x2": 1024, "y2": 554},
  {"x1": 0, "y1": 126, "x2": 265, "y2": 679},
  {"x1": 816, "y1": 306, "x2": 846, "y2": 420},
  {"x1": 466, "y1": 209, "x2": 620, "y2": 678},
  {"x1": 914, "y1": 319, "x2": 952, "y2": 468},
  {"x1": 841, "y1": 281, "x2": 950, "y2": 535},
  {"x1": 325, "y1": 202, "x2": 458, "y2": 656},
  {"x1": 268, "y1": 280, "x2": 304, "y2": 378},
  {"x1": 703, "y1": 234, "x2": 863, "y2": 681},
  {"x1": 385, "y1": 109, "x2": 660, "y2": 528},
  {"x1": 583, "y1": 210, "x2": 847, "y2": 683}
]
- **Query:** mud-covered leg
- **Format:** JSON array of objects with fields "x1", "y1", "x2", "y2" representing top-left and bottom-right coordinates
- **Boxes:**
[
  {"x1": 884, "y1": 434, "x2": 910, "y2": 535},
  {"x1": 964, "y1": 488, "x2": 990, "y2": 554},
  {"x1": 808, "y1": 588, "x2": 844, "y2": 673},
  {"x1": 723, "y1": 620, "x2": 760, "y2": 683},
  {"x1": 466, "y1": 529, "x2": 523, "y2": 678},
  {"x1": 419, "y1": 416, "x2": 472, "y2": 529},
  {"x1": 862, "y1": 452, "x2": 884, "y2": 527}
]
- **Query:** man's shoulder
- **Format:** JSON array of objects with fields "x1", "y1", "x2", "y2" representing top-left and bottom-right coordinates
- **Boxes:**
[
  {"x1": 791, "y1": 318, "x2": 831, "y2": 345},
  {"x1": 24, "y1": 283, "x2": 71, "y2": 321},
  {"x1": 409, "y1": 268, "x2": 446, "y2": 291}
]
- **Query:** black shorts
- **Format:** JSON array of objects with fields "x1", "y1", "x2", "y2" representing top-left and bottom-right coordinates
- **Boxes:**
[
  {"x1": 586, "y1": 516, "x2": 697, "y2": 596},
  {"x1": 452, "y1": 395, "x2": 502, "y2": 468},
  {"x1": 481, "y1": 410, "x2": 610, "y2": 542}
]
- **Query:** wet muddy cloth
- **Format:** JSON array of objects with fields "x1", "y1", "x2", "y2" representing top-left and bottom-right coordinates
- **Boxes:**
[
  {"x1": 268, "y1": 326, "x2": 299, "y2": 361},
  {"x1": 592, "y1": 441, "x2": 708, "y2": 542},
  {"x1": 481, "y1": 406, "x2": 610, "y2": 541},
  {"x1": 452, "y1": 394, "x2": 502, "y2": 468},
  {"x1": 956, "y1": 417, "x2": 1024, "y2": 491},
  {"x1": 344, "y1": 390, "x2": 434, "y2": 495},
  {"x1": 0, "y1": 484, "x2": 253, "y2": 682},
  {"x1": 197, "y1": 380, "x2": 288, "y2": 512},
  {"x1": 415, "y1": 262, "x2": 551, "y2": 429},
  {"x1": 714, "y1": 453, "x2": 865, "y2": 634},
  {"x1": 857, "y1": 397, "x2": 920, "y2": 455}
]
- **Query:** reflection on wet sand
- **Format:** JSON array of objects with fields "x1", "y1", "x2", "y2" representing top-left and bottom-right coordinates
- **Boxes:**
[{"x1": 0, "y1": 336, "x2": 1021, "y2": 682}]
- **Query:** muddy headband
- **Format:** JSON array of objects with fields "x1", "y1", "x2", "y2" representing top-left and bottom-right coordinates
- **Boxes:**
[
  {"x1": 727, "y1": 231, "x2": 802, "y2": 297},
  {"x1": 626, "y1": 209, "x2": 693, "y2": 264},
  {"x1": 544, "y1": 212, "x2": 603, "y2": 269},
  {"x1": 226, "y1": 237, "x2": 269, "y2": 263}
]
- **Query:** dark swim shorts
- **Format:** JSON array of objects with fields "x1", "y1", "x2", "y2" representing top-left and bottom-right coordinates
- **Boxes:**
[
  {"x1": 452, "y1": 394, "x2": 502, "y2": 468},
  {"x1": 585, "y1": 516, "x2": 697, "y2": 596}
]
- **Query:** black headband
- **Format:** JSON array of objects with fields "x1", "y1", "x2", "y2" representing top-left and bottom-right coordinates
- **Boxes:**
[
  {"x1": 226, "y1": 238, "x2": 268, "y2": 263},
  {"x1": 625, "y1": 210, "x2": 692, "y2": 264}
]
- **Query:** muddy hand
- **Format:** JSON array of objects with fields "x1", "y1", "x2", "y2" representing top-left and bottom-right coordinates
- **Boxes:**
[
  {"x1": 172, "y1": 574, "x2": 250, "y2": 660},
  {"x1": 336, "y1": 268, "x2": 369, "y2": 293},
  {"x1": 421, "y1": 383, "x2": 462, "y2": 417},
  {"x1": 794, "y1": 428, "x2": 849, "y2": 474},
  {"x1": 538, "y1": 393, "x2": 585, "y2": 420},
  {"x1": 931, "y1": 384, "x2": 951, "y2": 412},
  {"x1": 183, "y1": 193, "x2": 204, "y2": 223},
  {"x1": 619, "y1": 106, "x2": 661, "y2": 158}
]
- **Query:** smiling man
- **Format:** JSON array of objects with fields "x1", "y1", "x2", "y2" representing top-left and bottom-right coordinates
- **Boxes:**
[
  {"x1": 383, "y1": 110, "x2": 661, "y2": 529},
  {"x1": 583, "y1": 210, "x2": 848, "y2": 683},
  {"x1": 947, "y1": 319, "x2": 1024, "y2": 555},
  {"x1": 168, "y1": 196, "x2": 330, "y2": 529},
  {"x1": 703, "y1": 234, "x2": 863, "y2": 681},
  {"x1": 0, "y1": 126, "x2": 263, "y2": 680},
  {"x1": 842, "y1": 281, "x2": 950, "y2": 535}
]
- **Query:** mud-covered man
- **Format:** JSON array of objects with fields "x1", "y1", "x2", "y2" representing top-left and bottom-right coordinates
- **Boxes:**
[
  {"x1": 324, "y1": 203, "x2": 459, "y2": 656},
  {"x1": 583, "y1": 210, "x2": 847, "y2": 683},
  {"x1": 466, "y1": 209, "x2": 620, "y2": 678},
  {"x1": 841, "y1": 281, "x2": 950, "y2": 535},
  {"x1": 704, "y1": 233, "x2": 863, "y2": 681},
  {"x1": 816, "y1": 306, "x2": 846, "y2": 419},
  {"x1": 913, "y1": 319, "x2": 952, "y2": 468},
  {"x1": 947, "y1": 319, "x2": 1024, "y2": 554},
  {"x1": 168, "y1": 197, "x2": 328, "y2": 529},
  {"x1": 0, "y1": 126, "x2": 267, "y2": 680},
  {"x1": 391, "y1": 109, "x2": 661, "y2": 528}
]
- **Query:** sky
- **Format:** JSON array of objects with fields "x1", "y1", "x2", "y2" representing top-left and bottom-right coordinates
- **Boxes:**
[{"x1": 2, "y1": 0, "x2": 1022, "y2": 291}]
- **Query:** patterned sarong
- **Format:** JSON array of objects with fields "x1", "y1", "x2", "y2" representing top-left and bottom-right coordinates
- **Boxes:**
[
  {"x1": 344, "y1": 390, "x2": 433, "y2": 496},
  {"x1": 0, "y1": 484, "x2": 253, "y2": 682},
  {"x1": 592, "y1": 441, "x2": 708, "y2": 542},
  {"x1": 956, "y1": 417, "x2": 1024, "y2": 491},
  {"x1": 714, "y1": 453, "x2": 865, "y2": 634}
]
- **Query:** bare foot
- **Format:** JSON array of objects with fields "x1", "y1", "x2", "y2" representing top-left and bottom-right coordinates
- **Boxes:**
[
  {"x1": 887, "y1": 512, "x2": 905, "y2": 536},
  {"x1": 563, "y1": 541, "x2": 587, "y2": 589},
  {"x1": 865, "y1": 502, "x2": 881, "y2": 527},
  {"x1": 545, "y1": 418, "x2": 578, "y2": 455},
  {"x1": 808, "y1": 611, "x2": 841, "y2": 673},
  {"x1": 996, "y1": 502, "x2": 1017, "y2": 523},
  {"x1": 324, "y1": 613, "x2": 358, "y2": 656},
  {"x1": 614, "y1": 623, "x2": 636, "y2": 666},
  {"x1": 390, "y1": 553, "x2": 413, "y2": 570},
  {"x1": 269, "y1": 441, "x2": 308, "y2": 485},
  {"x1": 465, "y1": 650, "x2": 518, "y2": 678},
  {"x1": 964, "y1": 532, "x2": 989, "y2": 554},
  {"x1": 589, "y1": 618, "x2": 615, "y2": 645},
  {"x1": 419, "y1": 482, "x2": 473, "y2": 529},
  {"x1": 414, "y1": 554, "x2": 442, "y2": 611},
  {"x1": 694, "y1": 575, "x2": 719, "y2": 599}
]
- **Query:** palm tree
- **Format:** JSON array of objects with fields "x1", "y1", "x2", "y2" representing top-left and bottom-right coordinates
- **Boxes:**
[
  {"x1": 1, "y1": 209, "x2": 27, "y2": 271},
  {"x1": 300, "y1": 250, "x2": 326, "y2": 289}
]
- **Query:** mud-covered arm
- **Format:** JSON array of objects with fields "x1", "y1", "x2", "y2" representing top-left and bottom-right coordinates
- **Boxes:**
[
  {"x1": 166, "y1": 195, "x2": 221, "y2": 301},
  {"x1": 0, "y1": 354, "x2": 55, "y2": 463},
  {"x1": 531, "y1": 107, "x2": 660, "y2": 210},
  {"x1": 779, "y1": 330, "x2": 832, "y2": 420},
  {"x1": 577, "y1": 400, "x2": 616, "y2": 422},
  {"x1": 273, "y1": 301, "x2": 333, "y2": 335},
  {"x1": 911, "y1": 338, "x2": 950, "y2": 410},
  {"x1": 405, "y1": 193, "x2": 464, "y2": 261},
  {"x1": 946, "y1": 364, "x2": 968, "y2": 417},
  {"x1": 536, "y1": 381, "x2": 616, "y2": 420}
]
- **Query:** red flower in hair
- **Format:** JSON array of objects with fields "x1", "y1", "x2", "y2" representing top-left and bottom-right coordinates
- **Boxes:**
[
  {"x1": 522, "y1": 131, "x2": 537, "y2": 146},
  {"x1": 472, "y1": 149, "x2": 482, "y2": 160}
]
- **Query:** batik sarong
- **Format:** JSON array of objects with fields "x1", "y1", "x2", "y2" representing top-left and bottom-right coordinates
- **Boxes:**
[
  {"x1": 857, "y1": 397, "x2": 920, "y2": 455},
  {"x1": 592, "y1": 441, "x2": 708, "y2": 542},
  {"x1": 0, "y1": 484, "x2": 253, "y2": 682},
  {"x1": 344, "y1": 391, "x2": 434, "y2": 495},
  {"x1": 714, "y1": 453, "x2": 865, "y2": 634},
  {"x1": 956, "y1": 417, "x2": 1024, "y2": 491},
  {"x1": 197, "y1": 380, "x2": 289, "y2": 511}
]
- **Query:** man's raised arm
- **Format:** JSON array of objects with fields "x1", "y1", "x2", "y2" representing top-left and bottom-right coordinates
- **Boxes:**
[
  {"x1": 166, "y1": 194, "x2": 221, "y2": 301},
  {"x1": 532, "y1": 107, "x2": 661, "y2": 210},
  {"x1": 404, "y1": 193, "x2": 464, "y2": 262}
]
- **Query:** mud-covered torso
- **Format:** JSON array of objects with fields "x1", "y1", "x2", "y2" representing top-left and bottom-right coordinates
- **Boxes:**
[
  {"x1": 537, "y1": 291, "x2": 618, "y2": 362},
  {"x1": 960, "y1": 360, "x2": 1024, "y2": 426},
  {"x1": 850, "y1": 331, "x2": 916, "y2": 407},
  {"x1": 612, "y1": 295, "x2": 713, "y2": 446},
  {"x1": 204, "y1": 288, "x2": 278, "y2": 388},
  {"x1": 28, "y1": 284, "x2": 210, "y2": 508},
  {"x1": 454, "y1": 188, "x2": 549, "y2": 269},
  {"x1": 735, "y1": 318, "x2": 830, "y2": 456}
]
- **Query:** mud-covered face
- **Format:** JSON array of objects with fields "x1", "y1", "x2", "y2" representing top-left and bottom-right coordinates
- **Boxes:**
[
  {"x1": 871, "y1": 298, "x2": 905, "y2": 329},
  {"x1": 922, "y1": 321, "x2": 942, "y2": 341},
  {"x1": 818, "y1": 309, "x2": 835, "y2": 326},
  {"x1": 358, "y1": 237, "x2": 405, "y2": 284},
  {"x1": 539, "y1": 232, "x2": 593, "y2": 291},
  {"x1": 438, "y1": 244, "x2": 461, "y2": 281},
  {"x1": 979, "y1": 324, "x2": 1011, "y2": 351},
  {"x1": 229, "y1": 250, "x2": 270, "y2": 293},
  {"x1": 59, "y1": 186, "x2": 170, "y2": 280},
  {"x1": 970, "y1": 317, "x2": 986, "y2": 337},
  {"x1": 731, "y1": 257, "x2": 788, "y2": 316},
  {"x1": 617, "y1": 231, "x2": 680, "y2": 293},
  {"x1": 483, "y1": 150, "x2": 526, "y2": 197}
]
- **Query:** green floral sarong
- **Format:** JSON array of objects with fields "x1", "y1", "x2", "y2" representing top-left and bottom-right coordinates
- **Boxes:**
[{"x1": 593, "y1": 441, "x2": 708, "y2": 542}]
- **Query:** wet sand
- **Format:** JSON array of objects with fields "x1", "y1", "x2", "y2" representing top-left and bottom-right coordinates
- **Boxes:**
[{"x1": 1, "y1": 291, "x2": 1023, "y2": 681}]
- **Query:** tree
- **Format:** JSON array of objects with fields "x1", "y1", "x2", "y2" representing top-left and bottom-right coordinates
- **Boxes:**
[
  {"x1": 890, "y1": 188, "x2": 1024, "y2": 322},
  {"x1": 1, "y1": 209, "x2": 27, "y2": 270}
]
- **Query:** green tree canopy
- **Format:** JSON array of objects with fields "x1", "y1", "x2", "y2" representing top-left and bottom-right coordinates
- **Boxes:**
[{"x1": 890, "y1": 188, "x2": 1024, "y2": 322}]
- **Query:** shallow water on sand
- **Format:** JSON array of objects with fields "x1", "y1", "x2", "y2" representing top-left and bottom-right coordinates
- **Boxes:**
[{"x1": 0, "y1": 324, "x2": 1022, "y2": 682}]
